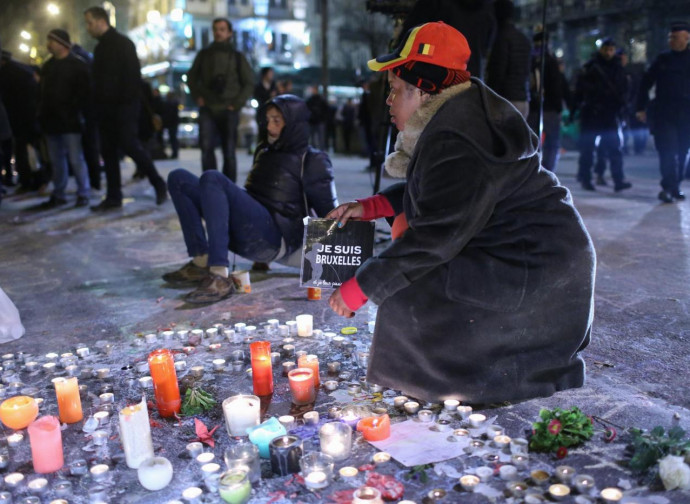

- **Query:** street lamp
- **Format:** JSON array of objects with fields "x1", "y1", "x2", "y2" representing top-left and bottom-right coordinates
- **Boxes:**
[
  {"x1": 47, "y1": 3, "x2": 60, "y2": 15},
  {"x1": 20, "y1": 31, "x2": 31, "y2": 40}
]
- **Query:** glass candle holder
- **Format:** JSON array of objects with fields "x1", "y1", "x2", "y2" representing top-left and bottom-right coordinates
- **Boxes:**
[
  {"x1": 224, "y1": 442, "x2": 261, "y2": 484},
  {"x1": 148, "y1": 349, "x2": 181, "y2": 417},
  {"x1": 218, "y1": 470, "x2": 251, "y2": 504},
  {"x1": 249, "y1": 342, "x2": 273, "y2": 396},
  {"x1": 319, "y1": 422, "x2": 352, "y2": 461},
  {"x1": 297, "y1": 354, "x2": 320, "y2": 387},
  {"x1": 300, "y1": 451, "x2": 334, "y2": 490},
  {"x1": 353, "y1": 486, "x2": 384, "y2": 504},
  {"x1": 223, "y1": 395, "x2": 260, "y2": 437},
  {"x1": 288, "y1": 368, "x2": 316, "y2": 405},
  {"x1": 269, "y1": 435, "x2": 303, "y2": 476}
]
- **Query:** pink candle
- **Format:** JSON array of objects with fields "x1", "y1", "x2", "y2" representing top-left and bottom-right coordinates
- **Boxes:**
[
  {"x1": 250, "y1": 341, "x2": 273, "y2": 396},
  {"x1": 287, "y1": 368, "x2": 316, "y2": 405},
  {"x1": 297, "y1": 354, "x2": 320, "y2": 387},
  {"x1": 28, "y1": 416, "x2": 64, "y2": 473}
]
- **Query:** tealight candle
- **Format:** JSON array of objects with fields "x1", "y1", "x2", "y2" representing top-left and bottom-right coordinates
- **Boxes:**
[
  {"x1": 444, "y1": 399, "x2": 460, "y2": 411},
  {"x1": 69, "y1": 459, "x2": 88, "y2": 476},
  {"x1": 95, "y1": 368, "x2": 110, "y2": 379},
  {"x1": 201, "y1": 462, "x2": 221, "y2": 479},
  {"x1": 42, "y1": 363, "x2": 56, "y2": 374},
  {"x1": 45, "y1": 353, "x2": 59, "y2": 362},
  {"x1": 282, "y1": 344, "x2": 295, "y2": 356},
  {"x1": 4, "y1": 472, "x2": 24, "y2": 488},
  {"x1": 453, "y1": 428, "x2": 470, "y2": 437},
  {"x1": 231, "y1": 360, "x2": 244, "y2": 372},
  {"x1": 161, "y1": 330, "x2": 175, "y2": 341},
  {"x1": 417, "y1": 410, "x2": 434, "y2": 422},
  {"x1": 76, "y1": 346, "x2": 90, "y2": 358},
  {"x1": 499, "y1": 464, "x2": 518, "y2": 481},
  {"x1": 186, "y1": 442, "x2": 203, "y2": 459},
  {"x1": 436, "y1": 419, "x2": 451, "y2": 431},
  {"x1": 347, "y1": 383, "x2": 361, "y2": 395},
  {"x1": 270, "y1": 352, "x2": 281, "y2": 365},
  {"x1": 328, "y1": 406, "x2": 342, "y2": 419},
  {"x1": 339, "y1": 466, "x2": 358, "y2": 479},
  {"x1": 510, "y1": 437, "x2": 529, "y2": 454},
  {"x1": 486, "y1": 424, "x2": 504, "y2": 438},
  {"x1": 223, "y1": 329, "x2": 236, "y2": 343},
  {"x1": 323, "y1": 380, "x2": 338, "y2": 391},
  {"x1": 555, "y1": 465, "x2": 576, "y2": 484},
  {"x1": 245, "y1": 325, "x2": 257, "y2": 337},
  {"x1": 372, "y1": 451, "x2": 391, "y2": 464},
  {"x1": 136, "y1": 361, "x2": 149, "y2": 373},
  {"x1": 174, "y1": 361, "x2": 187, "y2": 372},
  {"x1": 91, "y1": 430, "x2": 108, "y2": 446},
  {"x1": 368, "y1": 383, "x2": 384, "y2": 393},
  {"x1": 403, "y1": 401, "x2": 420, "y2": 414},
  {"x1": 190, "y1": 366, "x2": 205, "y2": 378},
  {"x1": 548, "y1": 483, "x2": 571, "y2": 501},
  {"x1": 353, "y1": 487, "x2": 383, "y2": 504},
  {"x1": 303, "y1": 411, "x2": 320, "y2": 426},
  {"x1": 326, "y1": 362, "x2": 340, "y2": 373},
  {"x1": 223, "y1": 395, "x2": 260, "y2": 437},
  {"x1": 278, "y1": 325, "x2": 289, "y2": 336},
  {"x1": 206, "y1": 327, "x2": 219, "y2": 340},
  {"x1": 574, "y1": 474, "x2": 595, "y2": 494},
  {"x1": 393, "y1": 396, "x2": 409, "y2": 409},
  {"x1": 144, "y1": 333, "x2": 157, "y2": 344},
  {"x1": 459, "y1": 474, "x2": 480, "y2": 492},
  {"x1": 506, "y1": 481, "x2": 528, "y2": 498},
  {"x1": 331, "y1": 335, "x2": 345, "y2": 346},
  {"x1": 94, "y1": 410, "x2": 109, "y2": 426},
  {"x1": 493, "y1": 434, "x2": 511, "y2": 449},
  {"x1": 475, "y1": 466, "x2": 494, "y2": 482},
  {"x1": 530, "y1": 469, "x2": 550, "y2": 486},
  {"x1": 511, "y1": 453, "x2": 529, "y2": 468},
  {"x1": 304, "y1": 470, "x2": 328, "y2": 489},
  {"x1": 282, "y1": 361, "x2": 296, "y2": 376},
  {"x1": 278, "y1": 415, "x2": 296, "y2": 431},
  {"x1": 24, "y1": 361, "x2": 39, "y2": 372},
  {"x1": 285, "y1": 320, "x2": 298, "y2": 335},
  {"x1": 7, "y1": 432, "x2": 23, "y2": 446},
  {"x1": 213, "y1": 359, "x2": 226, "y2": 371},
  {"x1": 53, "y1": 480, "x2": 72, "y2": 497},
  {"x1": 182, "y1": 486, "x2": 203, "y2": 501},
  {"x1": 28, "y1": 477, "x2": 48, "y2": 495},
  {"x1": 600, "y1": 487, "x2": 623, "y2": 503},
  {"x1": 139, "y1": 376, "x2": 153, "y2": 388},
  {"x1": 295, "y1": 314, "x2": 313, "y2": 337},
  {"x1": 99, "y1": 392, "x2": 114, "y2": 404},
  {"x1": 196, "y1": 452, "x2": 215, "y2": 466},
  {"x1": 468, "y1": 413, "x2": 486, "y2": 427},
  {"x1": 300, "y1": 452, "x2": 334, "y2": 490},
  {"x1": 482, "y1": 453, "x2": 499, "y2": 463},
  {"x1": 65, "y1": 365, "x2": 80, "y2": 377}
]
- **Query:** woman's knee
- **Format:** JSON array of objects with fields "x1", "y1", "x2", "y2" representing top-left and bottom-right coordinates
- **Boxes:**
[{"x1": 168, "y1": 168, "x2": 198, "y2": 190}]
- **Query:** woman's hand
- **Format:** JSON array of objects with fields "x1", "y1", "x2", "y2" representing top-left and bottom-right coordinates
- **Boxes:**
[
  {"x1": 329, "y1": 287, "x2": 355, "y2": 318},
  {"x1": 325, "y1": 202, "x2": 364, "y2": 228}
]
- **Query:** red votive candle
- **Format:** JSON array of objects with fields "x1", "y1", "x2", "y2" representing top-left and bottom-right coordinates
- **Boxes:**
[
  {"x1": 250, "y1": 341, "x2": 273, "y2": 396},
  {"x1": 357, "y1": 414, "x2": 391, "y2": 441},
  {"x1": 297, "y1": 354, "x2": 320, "y2": 387},
  {"x1": 148, "y1": 349, "x2": 181, "y2": 417},
  {"x1": 287, "y1": 368, "x2": 316, "y2": 405},
  {"x1": 28, "y1": 416, "x2": 64, "y2": 473}
]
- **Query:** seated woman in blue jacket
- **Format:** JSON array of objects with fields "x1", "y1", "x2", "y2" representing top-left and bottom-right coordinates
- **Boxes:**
[{"x1": 164, "y1": 94, "x2": 338, "y2": 303}]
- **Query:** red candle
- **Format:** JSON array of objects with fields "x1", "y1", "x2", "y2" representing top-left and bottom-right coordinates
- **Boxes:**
[
  {"x1": 148, "y1": 349, "x2": 181, "y2": 417},
  {"x1": 287, "y1": 368, "x2": 315, "y2": 405},
  {"x1": 250, "y1": 341, "x2": 273, "y2": 396},
  {"x1": 28, "y1": 416, "x2": 64, "y2": 473},
  {"x1": 297, "y1": 354, "x2": 320, "y2": 387},
  {"x1": 357, "y1": 414, "x2": 391, "y2": 441}
]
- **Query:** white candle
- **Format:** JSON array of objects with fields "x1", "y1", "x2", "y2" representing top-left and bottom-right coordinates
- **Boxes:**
[
  {"x1": 549, "y1": 483, "x2": 571, "y2": 500},
  {"x1": 182, "y1": 486, "x2": 203, "y2": 499},
  {"x1": 303, "y1": 411, "x2": 319, "y2": 425},
  {"x1": 600, "y1": 488, "x2": 623, "y2": 502},
  {"x1": 144, "y1": 333, "x2": 157, "y2": 344},
  {"x1": 304, "y1": 470, "x2": 328, "y2": 489},
  {"x1": 285, "y1": 320, "x2": 298, "y2": 335},
  {"x1": 137, "y1": 456, "x2": 174, "y2": 491},
  {"x1": 468, "y1": 413, "x2": 486, "y2": 427},
  {"x1": 443, "y1": 399, "x2": 460, "y2": 411},
  {"x1": 459, "y1": 474, "x2": 480, "y2": 492},
  {"x1": 372, "y1": 452, "x2": 391, "y2": 464},
  {"x1": 278, "y1": 415, "x2": 295, "y2": 430},
  {"x1": 295, "y1": 314, "x2": 313, "y2": 337},
  {"x1": 90, "y1": 464, "x2": 109, "y2": 481},
  {"x1": 118, "y1": 397, "x2": 154, "y2": 468},
  {"x1": 6, "y1": 433, "x2": 23, "y2": 446},
  {"x1": 196, "y1": 452, "x2": 215, "y2": 465},
  {"x1": 223, "y1": 395, "x2": 260, "y2": 437},
  {"x1": 27, "y1": 477, "x2": 48, "y2": 494},
  {"x1": 339, "y1": 466, "x2": 358, "y2": 478},
  {"x1": 4, "y1": 472, "x2": 24, "y2": 488}
]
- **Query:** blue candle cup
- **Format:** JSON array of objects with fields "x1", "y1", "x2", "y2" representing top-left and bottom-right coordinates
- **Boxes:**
[{"x1": 247, "y1": 417, "x2": 287, "y2": 459}]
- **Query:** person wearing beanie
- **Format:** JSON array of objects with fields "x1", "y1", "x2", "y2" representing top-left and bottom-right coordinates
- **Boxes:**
[
  {"x1": 38, "y1": 29, "x2": 92, "y2": 208},
  {"x1": 327, "y1": 22, "x2": 595, "y2": 405},
  {"x1": 636, "y1": 21, "x2": 690, "y2": 203}
]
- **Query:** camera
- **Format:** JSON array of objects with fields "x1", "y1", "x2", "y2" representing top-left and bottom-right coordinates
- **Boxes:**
[{"x1": 210, "y1": 74, "x2": 227, "y2": 95}]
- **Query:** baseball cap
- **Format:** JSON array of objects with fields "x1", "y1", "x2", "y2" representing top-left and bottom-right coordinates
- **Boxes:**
[{"x1": 368, "y1": 22, "x2": 471, "y2": 72}]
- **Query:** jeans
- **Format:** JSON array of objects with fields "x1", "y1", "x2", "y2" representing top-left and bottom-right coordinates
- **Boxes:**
[
  {"x1": 97, "y1": 102, "x2": 164, "y2": 203},
  {"x1": 168, "y1": 169, "x2": 282, "y2": 267},
  {"x1": 199, "y1": 107, "x2": 239, "y2": 182},
  {"x1": 46, "y1": 133, "x2": 90, "y2": 199},
  {"x1": 578, "y1": 126, "x2": 624, "y2": 186},
  {"x1": 653, "y1": 114, "x2": 690, "y2": 194}
]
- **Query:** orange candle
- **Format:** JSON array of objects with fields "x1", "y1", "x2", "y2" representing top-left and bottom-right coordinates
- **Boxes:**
[
  {"x1": 148, "y1": 349, "x2": 181, "y2": 417},
  {"x1": 250, "y1": 341, "x2": 273, "y2": 396},
  {"x1": 0, "y1": 396, "x2": 39, "y2": 430},
  {"x1": 28, "y1": 416, "x2": 64, "y2": 473},
  {"x1": 53, "y1": 377, "x2": 83, "y2": 424},
  {"x1": 287, "y1": 368, "x2": 315, "y2": 405},
  {"x1": 297, "y1": 354, "x2": 320, "y2": 387},
  {"x1": 357, "y1": 414, "x2": 391, "y2": 441}
]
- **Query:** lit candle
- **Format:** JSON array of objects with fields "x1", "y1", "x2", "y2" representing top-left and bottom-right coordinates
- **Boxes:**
[
  {"x1": 137, "y1": 456, "x2": 174, "y2": 490},
  {"x1": 456, "y1": 405, "x2": 473, "y2": 419},
  {"x1": 600, "y1": 487, "x2": 623, "y2": 503},
  {"x1": 393, "y1": 396, "x2": 408, "y2": 409},
  {"x1": 297, "y1": 354, "x2": 320, "y2": 387},
  {"x1": 459, "y1": 474, "x2": 480, "y2": 492},
  {"x1": 300, "y1": 452, "x2": 334, "y2": 490},
  {"x1": 148, "y1": 349, "x2": 181, "y2": 417},
  {"x1": 218, "y1": 470, "x2": 251, "y2": 504},
  {"x1": 269, "y1": 435, "x2": 303, "y2": 476},
  {"x1": 223, "y1": 442, "x2": 261, "y2": 484},
  {"x1": 90, "y1": 464, "x2": 109, "y2": 481},
  {"x1": 353, "y1": 486, "x2": 384, "y2": 504},
  {"x1": 182, "y1": 486, "x2": 204, "y2": 502},
  {"x1": 190, "y1": 365, "x2": 205, "y2": 378},
  {"x1": 555, "y1": 465, "x2": 576, "y2": 484},
  {"x1": 403, "y1": 401, "x2": 420, "y2": 414},
  {"x1": 295, "y1": 314, "x2": 313, "y2": 337},
  {"x1": 486, "y1": 424, "x2": 504, "y2": 437},
  {"x1": 270, "y1": 352, "x2": 281, "y2": 365},
  {"x1": 28, "y1": 416, "x2": 64, "y2": 473},
  {"x1": 118, "y1": 397, "x2": 154, "y2": 468},
  {"x1": 304, "y1": 470, "x2": 328, "y2": 489},
  {"x1": 339, "y1": 466, "x2": 358, "y2": 479},
  {"x1": 4, "y1": 472, "x2": 24, "y2": 489},
  {"x1": 372, "y1": 451, "x2": 391, "y2": 464},
  {"x1": 417, "y1": 409, "x2": 434, "y2": 422},
  {"x1": 69, "y1": 459, "x2": 88, "y2": 476},
  {"x1": 288, "y1": 368, "x2": 316, "y2": 405},
  {"x1": 357, "y1": 414, "x2": 391, "y2": 441},
  {"x1": 247, "y1": 417, "x2": 287, "y2": 458},
  {"x1": 282, "y1": 361, "x2": 296, "y2": 376},
  {"x1": 548, "y1": 483, "x2": 571, "y2": 501},
  {"x1": 249, "y1": 341, "x2": 273, "y2": 396},
  {"x1": 574, "y1": 474, "x2": 595, "y2": 494},
  {"x1": 54, "y1": 480, "x2": 72, "y2": 497},
  {"x1": 51, "y1": 377, "x2": 83, "y2": 424},
  {"x1": 493, "y1": 434, "x2": 511, "y2": 449},
  {"x1": 0, "y1": 395, "x2": 39, "y2": 429},
  {"x1": 323, "y1": 380, "x2": 338, "y2": 392},
  {"x1": 319, "y1": 422, "x2": 352, "y2": 461},
  {"x1": 223, "y1": 395, "x2": 260, "y2": 437}
]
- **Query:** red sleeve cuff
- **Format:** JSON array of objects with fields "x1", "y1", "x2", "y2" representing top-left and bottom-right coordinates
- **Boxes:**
[
  {"x1": 340, "y1": 277, "x2": 368, "y2": 312},
  {"x1": 356, "y1": 194, "x2": 395, "y2": 221}
]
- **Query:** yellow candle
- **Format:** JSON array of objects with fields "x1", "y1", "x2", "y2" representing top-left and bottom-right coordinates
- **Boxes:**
[
  {"x1": 53, "y1": 377, "x2": 83, "y2": 424},
  {"x1": 0, "y1": 396, "x2": 39, "y2": 430}
]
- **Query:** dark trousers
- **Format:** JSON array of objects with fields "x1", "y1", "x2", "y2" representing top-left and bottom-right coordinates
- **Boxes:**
[
  {"x1": 168, "y1": 169, "x2": 282, "y2": 266},
  {"x1": 199, "y1": 107, "x2": 239, "y2": 182},
  {"x1": 97, "y1": 102, "x2": 164, "y2": 203},
  {"x1": 81, "y1": 118, "x2": 102, "y2": 190},
  {"x1": 653, "y1": 114, "x2": 690, "y2": 194},
  {"x1": 578, "y1": 126, "x2": 624, "y2": 186}
]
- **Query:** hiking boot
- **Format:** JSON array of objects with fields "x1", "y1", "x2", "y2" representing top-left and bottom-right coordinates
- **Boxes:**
[
  {"x1": 91, "y1": 199, "x2": 123, "y2": 212},
  {"x1": 595, "y1": 174, "x2": 607, "y2": 186},
  {"x1": 162, "y1": 261, "x2": 209, "y2": 283},
  {"x1": 39, "y1": 195, "x2": 68, "y2": 209},
  {"x1": 251, "y1": 262, "x2": 270, "y2": 272},
  {"x1": 75, "y1": 196, "x2": 90, "y2": 208},
  {"x1": 155, "y1": 181, "x2": 168, "y2": 205},
  {"x1": 185, "y1": 274, "x2": 235, "y2": 304}
]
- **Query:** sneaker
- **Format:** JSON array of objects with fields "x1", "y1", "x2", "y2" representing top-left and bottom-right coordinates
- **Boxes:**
[
  {"x1": 251, "y1": 262, "x2": 270, "y2": 272},
  {"x1": 672, "y1": 191, "x2": 686, "y2": 201},
  {"x1": 614, "y1": 181, "x2": 632, "y2": 192},
  {"x1": 658, "y1": 190, "x2": 673, "y2": 204},
  {"x1": 75, "y1": 196, "x2": 90, "y2": 208},
  {"x1": 162, "y1": 261, "x2": 209, "y2": 283},
  {"x1": 595, "y1": 174, "x2": 607, "y2": 186},
  {"x1": 91, "y1": 199, "x2": 123, "y2": 212},
  {"x1": 39, "y1": 195, "x2": 68, "y2": 209},
  {"x1": 185, "y1": 274, "x2": 235, "y2": 304},
  {"x1": 155, "y1": 181, "x2": 168, "y2": 205}
]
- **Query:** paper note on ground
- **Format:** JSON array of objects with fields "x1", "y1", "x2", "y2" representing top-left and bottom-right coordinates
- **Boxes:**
[{"x1": 368, "y1": 419, "x2": 471, "y2": 467}]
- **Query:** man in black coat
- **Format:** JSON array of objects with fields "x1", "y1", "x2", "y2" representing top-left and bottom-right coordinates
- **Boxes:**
[
  {"x1": 485, "y1": 0, "x2": 531, "y2": 117},
  {"x1": 84, "y1": 6, "x2": 167, "y2": 211},
  {"x1": 636, "y1": 22, "x2": 690, "y2": 203},
  {"x1": 164, "y1": 95, "x2": 338, "y2": 304},
  {"x1": 572, "y1": 38, "x2": 631, "y2": 192}
]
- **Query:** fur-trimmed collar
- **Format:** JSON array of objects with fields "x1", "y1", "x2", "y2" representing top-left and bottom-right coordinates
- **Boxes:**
[{"x1": 384, "y1": 82, "x2": 472, "y2": 178}]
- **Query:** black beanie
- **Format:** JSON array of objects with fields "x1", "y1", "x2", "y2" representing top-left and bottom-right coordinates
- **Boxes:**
[{"x1": 48, "y1": 29, "x2": 71, "y2": 49}]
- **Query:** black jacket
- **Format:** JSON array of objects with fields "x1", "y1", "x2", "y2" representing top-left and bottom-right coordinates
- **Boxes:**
[
  {"x1": 396, "y1": 0, "x2": 496, "y2": 80},
  {"x1": 637, "y1": 47, "x2": 690, "y2": 115},
  {"x1": 39, "y1": 54, "x2": 90, "y2": 134},
  {"x1": 92, "y1": 27, "x2": 141, "y2": 106},
  {"x1": 486, "y1": 22, "x2": 531, "y2": 101},
  {"x1": 245, "y1": 95, "x2": 338, "y2": 255},
  {"x1": 0, "y1": 60, "x2": 38, "y2": 137},
  {"x1": 573, "y1": 53, "x2": 628, "y2": 129},
  {"x1": 529, "y1": 50, "x2": 570, "y2": 114}
]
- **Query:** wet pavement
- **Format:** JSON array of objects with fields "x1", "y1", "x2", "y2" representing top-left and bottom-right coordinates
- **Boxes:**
[{"x1": 0, "y1": 146, "x2": 689, "y2": 503}]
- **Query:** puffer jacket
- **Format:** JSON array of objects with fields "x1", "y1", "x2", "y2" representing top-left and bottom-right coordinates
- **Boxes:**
[{"x1": 245, "y1": 95, "x2": 338, "y2": 256}]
